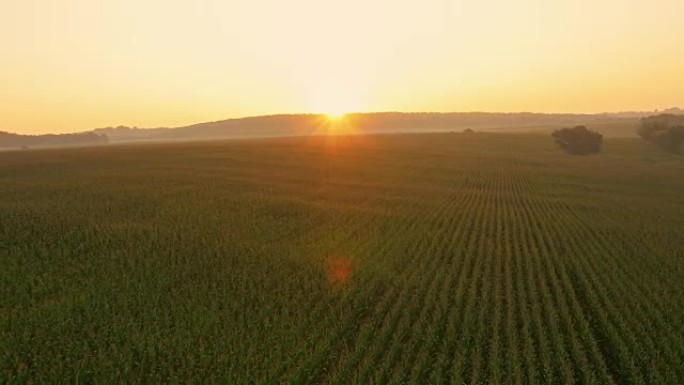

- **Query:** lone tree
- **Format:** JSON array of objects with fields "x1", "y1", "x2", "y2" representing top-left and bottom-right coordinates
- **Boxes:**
[
  {"x1": 551, "y1": 126, "x2": 603, "y2": 155},
  {"x1": 638, "y1": 114, "x2": 684, "y2": 153}
]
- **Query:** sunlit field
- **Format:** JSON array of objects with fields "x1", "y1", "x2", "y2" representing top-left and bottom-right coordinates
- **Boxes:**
[{"x1": 2, "y1": 133, "x2": 684, "y2": 383}]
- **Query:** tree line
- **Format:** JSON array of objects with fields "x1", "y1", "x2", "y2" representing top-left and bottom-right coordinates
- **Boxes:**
[
  {"x1": 637, "y1": 114, "x2": 684, "y2": 153},
  {"x1": 0, "y1": 131, "x2": 108, "y2": 149},
  {"x1": 551, "y1": 113, "x2": 684, "y2": 155}
]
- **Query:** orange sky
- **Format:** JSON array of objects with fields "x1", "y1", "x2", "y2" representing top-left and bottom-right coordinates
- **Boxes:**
[{"x1": 1, "y1": 0, "x2": 683, "y2": 134}]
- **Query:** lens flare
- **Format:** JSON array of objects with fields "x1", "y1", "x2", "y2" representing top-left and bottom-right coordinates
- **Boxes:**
[{"x1": 326, "y1": 257, "x2": 352, "y2": 284}]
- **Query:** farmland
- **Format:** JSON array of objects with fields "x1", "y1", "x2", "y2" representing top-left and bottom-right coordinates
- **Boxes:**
[{"x1": 1, "y1": 133, "x2": 684, "y2": 384}]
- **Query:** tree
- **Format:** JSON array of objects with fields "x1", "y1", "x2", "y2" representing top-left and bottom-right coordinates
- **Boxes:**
[
  {"x1": 638, "y1": 114, "x2": 684, "y2": 153},
  {"x1": 551, "y1": 126, "x2": 603, "y2": 155},
  {"x1": 652, "y1": 126, "x2": 684, "y2": 153}
]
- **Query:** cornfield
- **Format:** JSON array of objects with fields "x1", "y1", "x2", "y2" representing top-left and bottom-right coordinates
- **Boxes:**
[{"x1": 2, "y1": 133, "x2": 683, "y2": 383}]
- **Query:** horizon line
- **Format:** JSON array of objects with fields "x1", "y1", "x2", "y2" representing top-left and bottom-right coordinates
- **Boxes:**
[{"x1": 5, "y1": 107, "x2": 681, "y2": 136}]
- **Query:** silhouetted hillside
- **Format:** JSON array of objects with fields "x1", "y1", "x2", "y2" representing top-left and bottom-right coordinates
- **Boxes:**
[
  {"x1": 5, "y1": 110, "x2": 681, "y2": 148},
  {"x1": 151, "y1": 112, "x2": 644, "y2": 141}
]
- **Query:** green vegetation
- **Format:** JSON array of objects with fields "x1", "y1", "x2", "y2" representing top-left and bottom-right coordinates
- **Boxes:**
[{"x1": 2, "y1": 133, "x2": 684, "y2": 384}]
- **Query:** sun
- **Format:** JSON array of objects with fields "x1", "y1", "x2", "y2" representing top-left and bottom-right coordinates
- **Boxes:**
[
  {"x1": 324, "y1": 110, "x2": 348, "y2": 120},
  {"x1": 317, "y1": 107, "x2": 356, "y2": 136},
  {"x1": 306, "y1": 83, "x2": 360, "y2": 122},
  {"x1": 321, "y1": 110, "x2": 351, "y2": 135}
]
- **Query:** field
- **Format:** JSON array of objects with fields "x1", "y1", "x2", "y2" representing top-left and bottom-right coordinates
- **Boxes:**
[{"x1": 2, "y1": 133, "x2": 684, "y2": 384}]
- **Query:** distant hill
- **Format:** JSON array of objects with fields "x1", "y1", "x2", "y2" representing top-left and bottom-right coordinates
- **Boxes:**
[
  {"x1": 3, "y1": 109, "x2": 682, "y2": 149},
  {"x1": 93, "y1": 112, "x2": 651, "y2": 143},
  {"x1": 0, "y1": 131, "x2": 108, "y2": 149}
]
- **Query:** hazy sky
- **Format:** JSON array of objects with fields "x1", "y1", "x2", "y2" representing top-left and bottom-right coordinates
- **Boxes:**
[{"x1": 2, "y1": 0, "x2": 683, "y2": 134}]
